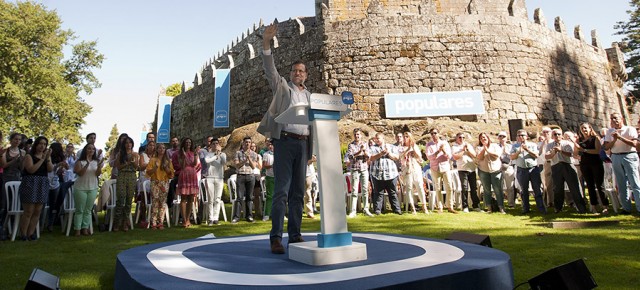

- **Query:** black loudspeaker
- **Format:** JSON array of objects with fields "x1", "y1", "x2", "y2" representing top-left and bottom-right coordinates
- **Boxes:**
[
  {"x1": 445, "y1": 232, "x2": 492, "y2": 248},
  {"x1": 25, "y1": 268, "x2": 60, "y2": 290},
  {"x1": 508, "y1": 119, "x2": 525, "y2": 142},
  {"x1": 528, "y1": 259, "x2": 597, "y2": 290}
]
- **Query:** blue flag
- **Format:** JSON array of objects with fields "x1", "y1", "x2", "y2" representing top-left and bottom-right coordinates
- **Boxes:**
[
  {"x1": 214, "y1": 69, "x2": 231, "y2": 128},
  {"x1": 156, "y1": 96, "x2": 172, "y2": 143}
]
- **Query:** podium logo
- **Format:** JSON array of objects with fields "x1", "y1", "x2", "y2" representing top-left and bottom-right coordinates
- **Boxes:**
[{"x1": 342, "y1": 91, "x2": 354, "y2": 105}]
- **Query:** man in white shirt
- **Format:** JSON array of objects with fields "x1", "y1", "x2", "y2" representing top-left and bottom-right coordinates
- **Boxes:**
[
  {"x1": 603, "y1": 112, "x2": 640, "y2": 214},
  {"x1": 545, "y1": 129, "x2": 587, "y2": 213}
]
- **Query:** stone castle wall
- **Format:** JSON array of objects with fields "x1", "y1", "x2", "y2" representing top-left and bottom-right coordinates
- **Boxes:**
[{"x1": 170, "y1": 0, "x2": 626, "y2": 144}]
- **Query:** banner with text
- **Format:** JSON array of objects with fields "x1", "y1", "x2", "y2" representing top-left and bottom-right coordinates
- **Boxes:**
[
  {"x1": 214, "y1": 69, "x2": 231, "y2": 128},
  {"x1": 384, "y1": 90, "x2": 485, "y2": 118},
  {"x1": 156, "y1": 96, "x2": 172, "y2": 143}
]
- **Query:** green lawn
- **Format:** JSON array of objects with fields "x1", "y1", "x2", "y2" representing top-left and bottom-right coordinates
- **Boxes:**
[{"x1": 0, "y1": 205, "x2": 638, "y2": 289}]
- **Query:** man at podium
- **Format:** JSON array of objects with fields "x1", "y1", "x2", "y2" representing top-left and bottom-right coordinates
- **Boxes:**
[{"x1": 258, "y1": 23, "x2": 311, "y2": 255}]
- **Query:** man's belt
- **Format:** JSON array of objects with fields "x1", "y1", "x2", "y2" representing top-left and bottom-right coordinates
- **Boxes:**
[{"x1": 281, "y1": 131, "x2": 308, "y2": 140}]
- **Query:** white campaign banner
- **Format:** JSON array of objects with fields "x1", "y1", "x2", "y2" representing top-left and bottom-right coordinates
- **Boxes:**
[{"x1": 384, "y1": 90, "x2": 485, "y2": 118}]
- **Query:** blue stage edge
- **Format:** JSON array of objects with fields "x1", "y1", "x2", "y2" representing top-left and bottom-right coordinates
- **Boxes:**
[{"x1": 114, "y1": 233, "x2": 514, "y2": 290}]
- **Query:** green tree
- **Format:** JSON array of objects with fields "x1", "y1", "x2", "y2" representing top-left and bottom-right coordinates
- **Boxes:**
[
  {"x1": 100, "y1": 124, "x2": 119, "y2": 184},
  {"x1": 165, "y1": 83, "x2": 182, "y2": 97},
  {"x1": 104, "y1": 124, "x2": 120, "y2": 155},
  {"x1": 0, "y1": 1, "x2": 103, "y2": 143},
  {"x1": 616, "y1": 0, "x2": 640, "y2": 102}
]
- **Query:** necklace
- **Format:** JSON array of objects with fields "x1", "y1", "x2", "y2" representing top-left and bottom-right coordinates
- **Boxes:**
[{"x1": 8, "y1": 147, "x2": 19, "y2": 156}]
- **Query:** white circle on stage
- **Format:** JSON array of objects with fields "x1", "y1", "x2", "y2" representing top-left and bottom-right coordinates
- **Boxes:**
[{"x1": 147, "y1": 233, "x2": 465, "y2": 286}]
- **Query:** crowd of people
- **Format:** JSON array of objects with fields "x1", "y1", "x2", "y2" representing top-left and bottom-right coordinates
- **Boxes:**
[
  {"x1": 343, "y1": 113, "x2": 640, "y2": 218},
  {"x1": 2, "y1": 112, "x2": 639, "y2": 241}
]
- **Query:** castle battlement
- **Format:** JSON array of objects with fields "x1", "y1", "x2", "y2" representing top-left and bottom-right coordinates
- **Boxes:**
[{"x1": 170, "y1": 0, "x2": 627, "y2": 144}]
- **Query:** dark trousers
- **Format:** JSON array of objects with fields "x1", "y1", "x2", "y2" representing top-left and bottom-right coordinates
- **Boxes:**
[
  {"x1": 166, "y1": 176, "x2": 178, "y2": 209},
  {"x1": 551, "y1": 162, "x2": 587, "y2": 212},
  {"x1": 458, "y1": 170, "x2": 479, "y2": 209},
  {"x1": 270, "y1": 136, "x2": 307, "y2": 242},
  {"x1": 234, "y1": 173, "x2": 255, "y2": 219},
  {"x1": 580, "y1": 158, "x2": 609, "y2": 206},
  {"x1": 371, "y1": 177, "x2": 401, "y2": 214},
  {"x1": 516, "y1": 166, "x2": 546, "y2": 213}
]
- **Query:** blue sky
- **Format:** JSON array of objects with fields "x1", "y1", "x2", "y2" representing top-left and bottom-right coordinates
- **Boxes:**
[{"x1": 33, "y1": 0, "x2": 631, "y2": 148}]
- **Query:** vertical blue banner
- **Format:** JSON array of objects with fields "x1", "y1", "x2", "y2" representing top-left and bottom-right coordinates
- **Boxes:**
[
  {"x1": 140, "y1": 131, "x2": 148, "y2": 147},
  {"x1": 156, "y1": 96, "x2": 172, "y2": 143},
  {"x1": 214, "y1": 69, "x2": 231, "y2": 128}
]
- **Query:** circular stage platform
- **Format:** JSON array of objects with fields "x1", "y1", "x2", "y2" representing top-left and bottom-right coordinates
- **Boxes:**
[{"x1": 115, "y1": 233, "x2": 513, "y2": 289}]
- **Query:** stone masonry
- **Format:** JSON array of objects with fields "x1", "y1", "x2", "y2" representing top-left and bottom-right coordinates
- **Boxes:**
[{"x1": 169, "y1": 0, "x2": 627, "y2": 144}]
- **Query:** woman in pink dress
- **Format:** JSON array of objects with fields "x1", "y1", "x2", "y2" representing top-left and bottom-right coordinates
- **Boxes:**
[{"x1": 171, "y1": 138, "x2": 200, "y2": 228}]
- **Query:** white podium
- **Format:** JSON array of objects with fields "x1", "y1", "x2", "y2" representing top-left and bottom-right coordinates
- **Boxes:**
[{"x1": 275, "y1": 93, "x2": 367, "y2": 266}]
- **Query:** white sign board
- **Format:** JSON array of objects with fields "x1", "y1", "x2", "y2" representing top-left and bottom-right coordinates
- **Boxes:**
[{"x1": 384, "y1": 90, "x2": 485, "y2": 118}]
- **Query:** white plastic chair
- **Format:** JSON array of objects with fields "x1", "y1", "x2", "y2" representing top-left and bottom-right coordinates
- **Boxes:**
[
  {"x1": 106, "y1": 180, "x2": 133, "y2": 231},
  {"x1": 344, "y1": 172, "x2": 363, "y2": 212},
  {"x1": 260, "y1": 176, "x2": 267, "y2": 217},
  {"x1": 171, "y1": 194, "x2": 198, "y2": 226},
  {"x1": 450, "y1": 170, "x2": 462, "y2": 209},
  {"x1": 199, "y1": 179, "x2": 208, "y2": 222},
  {"x1": 143, "y1": 180, "x2": 170, "y2": 228},
  {"x1": 4, "y1": 181, "x2": 22, "y2": 241},
  {"x1": 61, "y1": 187, "x2": 75, "y2": 236},
  {"x1": 134, "y1": 180, "x2": 152, "y2": 225},
  {"x1": 603, "y1": 162, "x2": 620, "y2": 213},
  {"x1": 105, "y1": 180, "x2": 117, "y2": 231},
  {"x1": 227, "y1": 174, "x2": 239, "y2": 218}
]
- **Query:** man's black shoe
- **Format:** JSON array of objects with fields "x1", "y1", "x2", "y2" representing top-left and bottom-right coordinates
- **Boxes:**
[
  {"x1": 288, "y1": 236, "x2": 305, "y2": 246},
  {"x1": 270, "y1": 239, "x2": 285, "y2": 254}
]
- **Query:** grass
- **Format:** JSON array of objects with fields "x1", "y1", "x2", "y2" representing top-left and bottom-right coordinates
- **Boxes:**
[{"x1": 0, "y1": 204, "x2": 639, "y2": 289}]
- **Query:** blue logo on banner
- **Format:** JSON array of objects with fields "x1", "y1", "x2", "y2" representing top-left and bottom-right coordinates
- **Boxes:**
[
  {"x1": 158, "y1": 129, "x2": 169, "y2": 143},
  {"x1": 156, "y1": 96, "x2": 172, "y2": 143},
  {"x1": 215, "y1": 110, "x2": 228, "y2": 122},
  {"x1": 214, "y1": 69, "x2": 231, "y2": 128},
  {"x1": 341, "y1": 91, "x2": 354, "y2": 105},
  {"x1": 384, "y1": 90, "x2": 485, "y2": 118}
]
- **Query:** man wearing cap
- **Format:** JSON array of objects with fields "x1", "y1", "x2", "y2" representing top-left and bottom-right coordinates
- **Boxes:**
[
  {"x1": 497, "y1": 131, "x2": 516, "y2": 207},
  {"x1": 603, "y1": 112, "x2": 640, "y2": 214},
  {"x1": 510, "y1": 129, "x2": 546, "y2": 214}
]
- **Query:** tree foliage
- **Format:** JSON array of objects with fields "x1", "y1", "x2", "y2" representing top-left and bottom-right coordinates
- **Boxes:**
[
  {"x1": 165, "y1": 83, "x2": 182, "y2": 97},
  {"x1": 0, "y1": 1, "x2": 103, "y2": 143},
  {"x1": 104, "y1": 124, "x2": 119, "y2": 155},
  {"x1": 616, "y1": 0, "x2": 640, "y2": 100}
]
